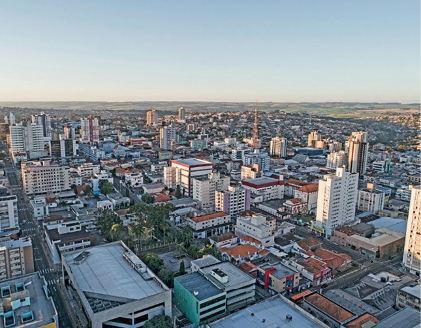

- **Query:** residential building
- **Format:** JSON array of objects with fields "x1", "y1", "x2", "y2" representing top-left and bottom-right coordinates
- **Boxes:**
[
  {"x1": 208, "y1": 233, "x2": 238, "y2": 249},
  {"x1": 314, "y1": 167, "x2": 358, "y2": 236},
  {"x1": 0, "y1": 237, "x2": 34, "y2": 280},
  {"x1": 242, "y1": 176, "x2": 285, "y2": 201},
  {"x1": 49, "y1": 137, "x2": 76, "y2": 158},
  {"x1": 62, "y1": 242, "x2": 172, "y2": 328},
  {"x1": 80, "y1": 115, "x2": 100, "y2": 143},
  {"x1": 63, "y1": 125, "x2": 76, "y2": 139},
  {"x1": 21, "y1": 161, "x2": 72, "y2": 195},
  {"x1": 396, "y1": 284, "x2": 420, "y2": 311},
  {"x1": 403, "y1": 185, "x2": 421, "y2": 276},
  {"x1": 0, "y1": 272, "x2": 59, "y2": 328},
  {"x1": 269, "y1": 137, "x2": 287, "y2": 157},
  {"x1": 77, "y1": 162, "x2": 100, "y2": 177},
  {"x1": 159, "y1": 125, "x2": 176, "y2": 150},
  {"x1": 294, "y1": 183, "x2": 319, "y2": 213},
  {"x1": 31, "y1": 112, "x2": 51, "y2": 138},
  {"x1": 163, "y1": 158, "x2": 213, "y2": 197},
  {"x1": 146, "y1": 108, "x2": 158, "y2": 126},
  {"x1": 174, "y1": 272, "x2": 227, "y2": 327},
  {"x1": 215, "y1": 185, "x2": 251, "y2": 216},
  {"x1": 372, "y1": 159, "x2": 391, "y2": 173},
  {"x1": 29, "y1": 197, "x2": 50, "y2": 219},
  {"x1": 186, "y1": 212, "x2": 231, "y2": 239},
  {"x1": 256, "y1": 262, "x2": 300, "y2": 294},
  {"x1": 243, "y1": 150, "x2": 270, "y2": 171},
  {"x1": 327, "y1": 151, "x2": 347, "y2": 170},
  {"x1": 9, "y1": 123, "x2": 26, "y2": 153},
  {"x1": 347, "y1": 131, "x2": 368, "y2": 176},
  {"x1": 193, "y1": 172, "x2": 230, "y2": 208},
  {"x1": 0, "y1": 195, "x2": 19, "y2": 234},
  {"x1": 240, "y1": 164, "x2": 262, "y2": 180},
  {"x1": 357, "y1": 183, "x2": 385, "y2": 214},
  {"x1": 178, "y1": 106, "x2": 186, "y2": 121},
  {"x1": 190, "y1": 139, "x2": 208, "y2": 150},
  {"x1": 9, "y1": 122, "x2": 46, "y2": 159},
  {"x1": 235, "y1": 215, "x2": 275, "y2": 247},
  {"x1": 308, "y1": 131, "x2": 321, "y2": 147}
]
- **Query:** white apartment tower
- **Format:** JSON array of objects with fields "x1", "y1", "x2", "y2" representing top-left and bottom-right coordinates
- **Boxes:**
[
  {"x1": 215, "y1": 185, "x2": 250, "y2": 216},
  {"x1": 193, "y1": 172, "x2": 230, "y2": 208},
  {"x1": 160, "y1": 125, "x2": 177, "y2": 150},
  {"x1": 403, "y1": 185, "x2": 421, "y2": 276},
  {"x1": 179, "y1": 107, "x2": 186, "y2": 121},
  {"x1": 308, "y1": 131, "x2": 321, "y2": 147},
  {"x1": 314, "y1": 167, "x2": 359, "y2": 237},
  {"x1": 270, "y1": 137, "x2": 287, "y2": 157},
  {"x1": 327, "y1": 151, "x2": 347, "y2": 170},
  {"x1": 0, "y1": 195, "x2": 19, "y2": 233},
  {"x1": 347, "y1": 131, "x2": 369, "y2": 176},
  {"x1": 80, "y1": 115, "x2": 100, "y2": 143},
  {"x1": 9, "y1": 124, "x2": 26, "y2": 153},
  {"x1": 31, "y1": 112, "x2": 52, "y2": 138},
  {"x1": 9, "y1": 122, "x2": 45, "y2": 156},
  {"x1": 9, "y1": 113, "x2": 16, "y2": 125},
  {"x1": 146, "y1": 109, "x2": 158, "y2": 126}
]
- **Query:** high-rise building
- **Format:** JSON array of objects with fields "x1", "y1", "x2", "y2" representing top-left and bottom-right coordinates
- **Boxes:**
[
  {"x1": 9, "y1": 122, "x2": 45, "y2": 157},
  {"x1": 215, "y1": 185, "x2": 251, "y2": 216},
  {"x1": 347, "y1": 131, "x2": 369, "y2": 176},
  {"x1": 9, "y1": 123, "x2": 26, "y2": 153},
  {"x1": 193, "y1": 172, "x2": 230, "y2": 208},
  {"x1": 9, "y1": 113, "x2": 15, "y2": 125},
  {"x1": 314, "y1": 167, "x2": 359, "y2": 237},
  {"x1": 0, "y1": 195, "x2": 19, "y2": 234},
  {"x1": 243, "y1": 150, "x2": 270, "y2": 171},
  {"x1": 270, "y1": 137, "x2": 287, "y2": 157},
  {"x1": 403, "y1": 185, "x2": 421, "y2": 276},
  {"x1": 0, "y1": 237, "x2": 34, "y2": 280},
  {"x1": 50, "y1": 136, "x2": 77, "y2": 158},
  {"x1": 146, "y1": 108, "x2": 158, "y2": 126},
  {"x1": 178, "y1": 107, "x2": 186, "y2": 121},
  {"x1": 21, "y1": 161, "x2": 72, "y2": 195},
  {"x1": 63, "y1": 125, "x2": 76, "y2": 139},
  {"x1": 80, "y1": 115, "x2": 100, "y2": 143},
  {"x1": 26, "y1": 122, "x2": 45, "y2": 153},
  {"x1": 31, "y1": 112, "x2": 52, "y2": 138},
  {"x1": 308, "y1": 131, "x2": 321, "y2": 147},
  {"x1": 160, "y1": 125, "x2": 177, "y2": 150},
  {"x1": 327, "y1": 151, "x2": 347, "y2": 170},
  {"x1": 357, "y1": 183, "x2": 385, "y2": 214}
]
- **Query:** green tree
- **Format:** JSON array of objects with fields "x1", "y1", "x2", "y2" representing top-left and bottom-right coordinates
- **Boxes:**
[
  {"x1": 174, "y1": 185, "x2": 182, "y2": 199},
  {"x1": 142, "y1": 194, "x2": 155, "y2": 204},
  {"x1": 99, "y1": 180, "x2": 114, "y2": 195},
  {"x1": 158, "y1": 267, "x2": 174, "y2": 288},
  {"x1": 96, "y1": 210, "x2": 120, "y2": 240},
  {"x1": 85, "y1": 185, "x2": 93, "y2": 196},
  {"x1": 140, "y1": 253, "x2": 164, "y2": 273},
  {"x1": 179, "y1": 259, "x2": 185, "y2": 275},
  {"x1": 143, "y1": 315, "x2": 172, "y2": 328},
  {"x1": 110, "y1": 223, "x2": 123, "y2": 241}
]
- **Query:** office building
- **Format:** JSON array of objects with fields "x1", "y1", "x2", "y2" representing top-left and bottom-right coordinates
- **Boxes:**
[
  {"x1": 403, "y1": 185, "x2": 421, "y2": 276},
  {"x1": 0, "y1": 237, "x2": 34, "y2": 280},
  {"x1": 308, "y1": 131, "x2": 321, "y2": 147},
  {"x1": 193, "y1": 172, "x2": 230, "y2": 208},
  {"x1": 63, "y1": 125, "x2": 76, "y2": 139},
  {"x1": 146, "y1": 109, "x2": 158, "y2": 126},
  {"x1": 80, "y1": 115, "x2": 100, "y2": 143},
  {"x1": 357, "y1": 183, "x2": 385, "y2": 214},
  {"x1": 159, "y1": 125, "x2": 176, "y2": 150},
  {"x1": 314, "y1": 167, "x2": 358, "y2": 236},
  {"x1": 21, "y1": 161, "x2": 72, "y2": 195},
  {"x1": 0, "y1": 195, "x2": 19, "y2": 234},
  {"x1": 163, "y1": 158, "x2": 213, "y2": 197},
  {"x1": 31, "y1": 112, "x2": 51, "y2": 138},
  {"x1": 327, "y1": 151, "x2": 347, "y2": 170},
  {"x1": 178, "y1": 107, "x2": 186, "y2": 121},
  {"x1": 49, "y1": 136, "x2": 77, "y2": 158},
  {"x1": 62, "y1": 241, "x2": 172, "y2": 328},
  {"x1": 347, "y1": 131, "x2": 369, "y2": 176},
  {"x1": 215, "y1": 185, "x2": 250, "y2": 216},
  {"x1": 269, "y1": 137, "x2": 287, "y2": 157}
]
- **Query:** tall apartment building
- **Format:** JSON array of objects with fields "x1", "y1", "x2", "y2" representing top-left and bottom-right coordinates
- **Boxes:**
[
  {"x1": 178, "y1": 107, "x2": 186, "y2": 121},
  {"x1": 63, "y1": 125, "x2": 76, "y2": 139},
  {"x1": 308, "y1": 131, "x2": 321, "y2": 147},
  {"x1": 21, "y1": 161, "x2": 72, "y2": 195},
  {"x1": 243, "y1": 150, "x2": 270, "y2": 171},
  {"x1": 9, "y1": 112, "x2": 15, "y2": 125},
  {"x1": 357, "y1": 183, "x2": 385, "y2": 214},
  {"x1": 193, "y1": 172, "x2": 230, "y2": 208},
  {"x1": 403, "y1": 185, "x2": 421, "y2": 276},
  {"x1": 31, "y1": 112, "x2": 52, "y2": 138},
  {"x1": 215, "y1": 185, "x2": 250, "y2": 216},
  {"x1": 314, "y1": 167, "x2": 359, "y2": 237},
  {"x1": 347, "y1": 131, "x2": 369, "y2": 176},
  {"x1": 160, "y1": 125, "x2": 177, "y2": 150},
  {"x1": 49, "y1": 137, "x2": 77, "y2": 158},
  {"x1": 270, "y1": 137, "x2": 287, "y2": 157},
  {"x1": 163, "y1": 158, "x2": 213, "y2": 197},
  {"x1": 0, "y1": 195, "x2": 19, "y2": 234},
  {"x1": 0, "y1": 237, "x2": 34, "y2": 280},
  {"x1": 9, "y1": 123, "x2": 26, "y2": 153},
  {"x1": 146, "y1": 108, "x2": 158, "y2": 126},
  {"x1": 80, "y1": 115, "x2": 100, "y2": 143},
  {"x1": 241, "y1": 164, "x2": 262, "y2": 180},
  {"x1": 327, "y1": 151, "x2": 347, "y2": 170},
  {"x1": 9, "y1": 122, "x2": 45, "y2": 155}
]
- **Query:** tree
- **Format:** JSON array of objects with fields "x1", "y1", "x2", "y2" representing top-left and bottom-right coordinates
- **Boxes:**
[
  {"x1": 140, "y1": 253, "x2": 164, "y2": 273},
  {"x1": 143, "y1": 315, "x2": 172, "y2": 328},
  {"x1": 158, "y1": 267, "x2": 174, "y2": 288},
  {"x1": 85, "y1": 185, "x2": 93, "y2": 196},
  {"x1": 110, "y1": 224, "x2": 123, "y2": 241},
  {"x1": 99, "y1": 180, "x2": 114, "y2": 195},
  {"x1": 174, "y1": 185, "x2": 182, "y2": 199},
  {"x1": 142, "y1": 194, "x2": 155, "y2": 204},
  {"x1": 96, "y1": 210, "x2": 120, "y2": 240},
  {"x1": 179, "y1": 259, "x2": 185, "y2": 275}
]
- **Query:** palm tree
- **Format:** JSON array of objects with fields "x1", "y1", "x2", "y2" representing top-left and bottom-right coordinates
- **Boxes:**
[{"x1": 110, "y1": 224, "x2": 122, "y2": 241}]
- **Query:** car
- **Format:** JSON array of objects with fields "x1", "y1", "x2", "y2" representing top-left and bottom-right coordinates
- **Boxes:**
[{"x1": 321, "y1": 283, "x2": 328, "y2": 288}]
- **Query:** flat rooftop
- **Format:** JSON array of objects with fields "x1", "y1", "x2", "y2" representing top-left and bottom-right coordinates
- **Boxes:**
[
  {"x1": 201, "y1": 262, "x2": 255, "y2": 291},
  {"x1": 176, "y1": 272, "x2": 224, "y2": 302},
  {"x1": 259, "y1": 262, "x2": 297, "y2": 279},
  {"x1": 210, "y1": 296, "x2": 324, "y2": 328},
  {"x1": 173, "y1": 158, "x2": 212, "y2": 166},
  {"x1": 242, "y1": 177, "x2": 277, "y2": 185},
  {"x1": 63, "y1": 242, "x2": 167, "y2": 302}
]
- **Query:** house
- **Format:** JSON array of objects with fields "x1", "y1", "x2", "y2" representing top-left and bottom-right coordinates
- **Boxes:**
[
  {"x1": 283, "y1": 198, "x2": 308, "y2": 216},
  {"x1": 209, "y1": 233, "x2": 238, "y2": 249},
  {"x1": 219, "y1": 244, "x2": 269, "y2": 264},
  {"x1": 294, "y1": 183, "x2": 319, "y2": 213},
  {"x1": 312, "y1": 248, "x2": 352, "y2": 271}
]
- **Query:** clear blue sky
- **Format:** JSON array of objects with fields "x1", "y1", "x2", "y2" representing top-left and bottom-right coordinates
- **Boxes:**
[{"x1": 0, "y1": 1, "x2": 419, "y2": 102}]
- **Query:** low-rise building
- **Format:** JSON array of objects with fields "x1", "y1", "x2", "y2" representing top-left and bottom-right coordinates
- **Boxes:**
[
  {"x1": 294, "y1": 183, "x2": 319, "y2": 213},
  {"x1": 29, "y1": 197, "x2": 49, "y2": 219},
  {"x1": 235, "y1": 215, "x2": 274, "y2": 247},
  {"x1": 256, "y1": 262, "x2": 300, "y2": 294},
  {"x1": 242, "y1": 176, "x2": 285, "y2": 201},
  {"x1": 396, "y1": 284, "x2": 420, "y2": 311},
  {"x1": 0, "y1": 195, "x2": 19, "y2": 234},
  {"x1": 186, "y1": 212, "x2": 232, "y2": 239},
  {"x1": 0, "y1": 237, "x2": 34, "y2": 280}
]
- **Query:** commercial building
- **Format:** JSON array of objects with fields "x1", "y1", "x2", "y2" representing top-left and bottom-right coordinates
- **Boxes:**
[
  {"x1": 0, "y1": 195, "x2": 19, "y2": 234},
  {"x1": 0, "y1": 273, "x2": 59, "y2": 328},
  {"x1": 49, "y1": 137, "x2": 76, "y2": 158},
  {"x1": 186, "y1": 212, "x2": 231, "y2": 239},
  {"x1": 0, "y1": 237, "x2": 34, "y2": 280},
  {"x1": 215, "y1": 185, "x2": 250, "y2": 216},
  {"x1": 314, "y1": 167, "x2": 358, "y2": 237},
  {"x1": 163, "y1": 158, "x2": 213, "y2": 197},
  {"x1": 31, "y1": 112, "x2": 52, "y2": 138},
  {"x1": 21, "y1": 161, "x2": 72, "y2": 195},
  {"x1": 357, "y1": 183, "x2": 385, "y2": 214},
  {"x1": 269, "y1": 137, "x2": 287, "y2": 157},
  {"x1": 235, "y1": 215, "x2": 274, "y2": 247},
  {"x1": 242, "y1": 176, "x2": 285, "y2": 201},
  {"x1": 396, "y1": 284, "x2": 420, "y2": 311},
  {"x1": 243, "y1": 150, "x2": 270, "y2": 171},
  {"x1": 403, "y1": 185, "x2": 421, "y2": 276},
  {"x1": 80, "y1": 115, "x2": 100, "y2": 143},
  {"x1": 159, "y1": 125, "x2": 176, "y2": 150},
  {"x1": 308, "y1": 131, "x2": 321, "y2": 147},
  {"x1": 256, "y1": 262, "x2": 300, "y2": 294},
  {"x1": 327, "y1": 151, "x2": 347, "y2": 170},
  {"x1": 347, "y1": 131, "x2": 368, "y2": 176},
  {"x1": 192, "y1": 172, "x2": 230, "y2": 208},
  {"x1": 62, "y1": 241, "x2": 172, "y2": 328},
  {"x1": 146, "y1": 109, "x2": 158, "y2": 126}
]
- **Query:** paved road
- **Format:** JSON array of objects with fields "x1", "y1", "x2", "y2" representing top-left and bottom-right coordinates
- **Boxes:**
[{"x1": 3, "y1": 155, "x2": 81, "y2": 328}]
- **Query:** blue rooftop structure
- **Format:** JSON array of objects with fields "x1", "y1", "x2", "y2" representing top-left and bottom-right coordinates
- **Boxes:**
[{"x1": 369, "y1": 217, "x2": 407, "y2": 234}]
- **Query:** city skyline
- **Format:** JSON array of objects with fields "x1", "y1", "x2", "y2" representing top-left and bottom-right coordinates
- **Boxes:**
[{"x1": 1, "y1": 0, "x2": 419, "y2": 102}]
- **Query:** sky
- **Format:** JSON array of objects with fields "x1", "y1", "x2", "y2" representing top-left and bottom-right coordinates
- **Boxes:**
[{"x1": 0, "y1": 1, "x2": 419, "y2": 103}]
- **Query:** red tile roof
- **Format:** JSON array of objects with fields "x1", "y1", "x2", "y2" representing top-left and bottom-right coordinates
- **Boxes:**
[
  {"x1": 191, "y1": 212, "x2": 229, "y2": 223},
  {"x1": 313, "y1": 248, "x2": 352, "y2": 269},
  {"x1": 298, "y1": 183, "x2": 319, "y2": 193},
  {"x1": 220, "y1": 244, "x2": 261, "y2": 259},
  {"x1": 153, "y1": 193, "x2": 171, "y2": 203},
  {"x1": 305, "y1": 293, "x2": 354, "y2": 323}
]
